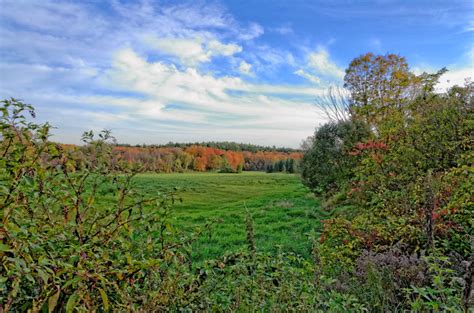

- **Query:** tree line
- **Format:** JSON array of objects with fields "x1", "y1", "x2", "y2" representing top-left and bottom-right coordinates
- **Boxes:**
[
  {"x1": 58, "y1": 143, "x2": 302, "y2": 173},
  {"x1": 121, "y1": 141, "x2": 301, "y2": 153}
]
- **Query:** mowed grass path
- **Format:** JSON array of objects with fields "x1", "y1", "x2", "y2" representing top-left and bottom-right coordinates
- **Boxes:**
[{"x1": 133, "y1": 172, "x2": 323, "y2": 261}]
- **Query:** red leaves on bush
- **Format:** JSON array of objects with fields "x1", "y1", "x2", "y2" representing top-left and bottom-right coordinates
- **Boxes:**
[
  {"x1": 319, "y1": 218, "x2": 382, "y2": 249},
  {"x1": 319, "y1": 234, "x2": 326, "y2": 243},
  {"x1": 432, "y1": 207, "x2": 458, "y2": 221},
  {"x1": 355, "y1": 141, "x2": 387, "y2": 150},
  {"x1": 347, "y1": 187, "x2": 362, "y2": 196},
  {"x1": 349, "y1": 140, "x2": 388, "y2": 157}
]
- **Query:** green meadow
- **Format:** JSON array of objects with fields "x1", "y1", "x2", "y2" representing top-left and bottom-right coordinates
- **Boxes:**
[{"x1": 126, "y1": 172, "x2": 323, "y2": 261}]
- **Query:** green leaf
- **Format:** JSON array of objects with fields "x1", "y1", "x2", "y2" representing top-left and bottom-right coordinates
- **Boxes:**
[
  {"x1": 37, "y1": 269, "x2": 50, "y2": 284},
  {"x1": 98, "y1": 288, "x2": 109, "y2": 311},
  {"x1": 0, "y1": 243, "x2": 11, "y2": 252},
  {"x1": 23, "y1": 175, "x2": 34, "y2": 186},
  {"x1": 48, "y1": 288, "x2": 60, "y2": 313},
  {"x1": 62, "y1": 276, "x2": 82, "y2": 289},
  {"x1": 66, "y1": 293, "x2": 78, "y2": 313}
]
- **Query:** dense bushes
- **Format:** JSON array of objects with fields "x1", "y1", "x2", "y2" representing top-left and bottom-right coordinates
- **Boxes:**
[
  {"x1": 301, "y1": 120, "x2": 369, "y2": 195},
  {"x1": 301, "y1": 53, "x2": 473, "y2": 310},
  {"x1": 155, "y1": 141, "x2": 300, "y2": 153},
  {"x1": 265, "y1": 158, "x2": 298, "y2": 173},
  {"x1": 0, "y1": 99, "x2": 207, "y2": 310}
]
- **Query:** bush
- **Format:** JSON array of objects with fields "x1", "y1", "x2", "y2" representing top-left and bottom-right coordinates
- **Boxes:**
[
  {"x1": 353, "y1": 246, "x2": 428, "y2": 309},
  {"x1": 404, "y1": 253, "x2": 465, "y2": 312},
  {"x1": 302, "y1": 57, "x2": 472, "y2": 311},
  {"x1": 0, "y1": 99, "x2": 202, "y2": 311},
  {"x1": 301, "y1": 120, "x2": 370, "y2": 195}
]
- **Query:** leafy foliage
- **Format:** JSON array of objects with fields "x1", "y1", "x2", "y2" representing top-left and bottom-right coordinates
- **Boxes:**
[
  {"x1": 151, "y1": 141, "x2": 301, "y2": 153},
  {"x1": 302, "y1": 53, "x2": 473, "y2": 310},
  {"x1": 0, "y1": 99, "x2": 202, "y2": 311},
  {"x1": 301, "y1": 120, "x2": 370, "y2": 195},
  {"x1": 63, "y1": 143, "x2": 302, "y2": 173}
]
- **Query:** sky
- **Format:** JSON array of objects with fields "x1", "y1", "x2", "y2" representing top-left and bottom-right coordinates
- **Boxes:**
[{"x1": 0, "y1": 0, "x2": 473, "y2": 148}]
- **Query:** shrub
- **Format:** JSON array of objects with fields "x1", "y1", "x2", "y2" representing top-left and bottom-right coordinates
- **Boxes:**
[
  {"x1": 301, "y1": 120, "x2": 370, "y2": 195},
  {"x1": 0, "y1": 99, "x2": 202, "y2": 311},
  {"x1": 353, "y1": 246, "x2": 429, "y2": 309},
  {"x1": 404, "y1": 253, "x2": 465, "y2": 312},
  {"x1": 303, "y1": 58, "x2": 472, "y2": 311}
]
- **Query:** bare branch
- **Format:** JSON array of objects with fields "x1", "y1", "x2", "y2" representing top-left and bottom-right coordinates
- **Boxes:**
[{"x1": 314, "y1": 86, "x2": 351, "y2": 123}]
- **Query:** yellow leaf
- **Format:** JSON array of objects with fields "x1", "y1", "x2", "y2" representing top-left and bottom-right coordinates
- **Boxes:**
[
  {"x1": 66, "y1": 293, "x2": 78, "y2": 313},
  {"x1": 98, "y1": 288, "x2": 110, "y2": 312},
  {"x1": 48, "y1": 288, "x2": 60, "y2": 313}
]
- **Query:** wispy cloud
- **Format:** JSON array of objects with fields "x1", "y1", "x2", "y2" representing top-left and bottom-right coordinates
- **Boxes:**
[
  {"x1": 106, "y1": 48, "x2": 324, "y2": 119},
  {"x1": 307, "y1": 48, "x2": 345, "y2": 79},
  {"x1": 238, "y1": 22, "x2": 264, "y2": 40},
  {"x1": 294, "y1": 69, "x2": 321, "y2": 84},
  {"x1": 293, "y1": 48, "x2": 344, "y2": 85},
  {"x1": 272, "y1": 24, "x2": 293, "y2": 35},
  {"x1": 0, "y1": 0, "x2": 328, "y2": 148},
  {"x1": 413, "y1": 46, "x2": 473, "y2": 92},
  {"x1": 464, "y1": 20, "x2": 474, "y2": 32},
  {"x1": 143, "y1": 36, "x2": 242, "y2": 67},
  {"x1": 238, "y1": 61, "x2": 253, "y2": 75}
]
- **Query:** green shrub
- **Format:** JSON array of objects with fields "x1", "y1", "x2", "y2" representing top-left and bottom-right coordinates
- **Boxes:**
[
  {"x1": 302, "y1": 57, "x2": 472, "y2": 311},
  {"x1": 0, "y1": 99, "x2": 201, "y2": 311},
  {"x1": 404, "y1": 253, "x2": 465, "y2": 312},
  {"x1": 301, "y1": 120, "x2": 370, "y2": 195}
]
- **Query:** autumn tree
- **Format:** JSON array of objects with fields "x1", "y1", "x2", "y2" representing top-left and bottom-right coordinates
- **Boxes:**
[
  {"x1": 193, "y1": 156, "x2": 207, "y2": 171},
  {"x1": 219, "y1": 157, "x2": 234, "y2": 173},
  {"x1": 344, "y1": 53, "x2": 418, "y2": 127},
  {"x1": 208, "y1": 154, "x2": 223, "y2": 170}
]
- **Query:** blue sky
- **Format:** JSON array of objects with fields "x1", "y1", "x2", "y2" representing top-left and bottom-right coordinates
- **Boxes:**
[{"x1": 0, "y1": 0, "x2": 472, "y2": 147}]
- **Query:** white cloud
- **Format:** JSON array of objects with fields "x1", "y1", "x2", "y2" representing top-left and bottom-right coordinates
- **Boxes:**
[
  {"x1": 144, "y1": 36, "x2": 242, "y2": 66},
  {"x1": 307, "y1": 48, "x2": 345, "y2": 79},
  {"x1": 160, "y1": 2, "x2": 231, "y2": 29},
  {"x1": 238, "y1": 22, "x2": 264, "y2": 40},
  {"x1": 290, "y1": 48, "x2": 344, "y2": 86},
  {"x1": 436, "y1": 68, "x2": 472, "y2": 91},
  {"x1": 273, "y1": 25, "x2": 293, "y2": 35},
  {"x1": 464, "y1": 20, "x2": 474, "y2": 32},
  {"x1": 238, "y1": 61, "x2": 252, "y2": 75},
  {"x1": 294, "y1": 69, "x2": 321, "y2": 84},
  {"x1": 246, "y1": 45, "x2": 296, "y2": 74},
  {"x1": 0, "y1": 1, "x2": 106, "y2": 38},
  {"x1": 206, "y1": 40, "x2": 242, "y2": 56},
  {"x1": 0, "y1": 0, "x2": 328, "y2": 147},
  {"x1": 146, "y1": 37, "x2": 209, "y2": 66},
  {"x1": 99, "y1": 48, "x2": 326, "y2": 146},
  {"x1": 413, "y1": 46, "x2": 473, "y2": 92}
]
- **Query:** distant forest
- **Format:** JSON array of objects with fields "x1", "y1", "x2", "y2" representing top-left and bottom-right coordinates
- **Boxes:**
[
  {"x1": 60, "y1": 142, "x2": 302, "y2": 173},
  {"x1": 117, "y1": 141, "x2": 301, "y2": 153}
]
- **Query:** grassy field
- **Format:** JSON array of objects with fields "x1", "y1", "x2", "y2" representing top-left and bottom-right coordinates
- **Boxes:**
[{"x1": 125, "y1": 172, "x2": 323, "y2": 261}]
